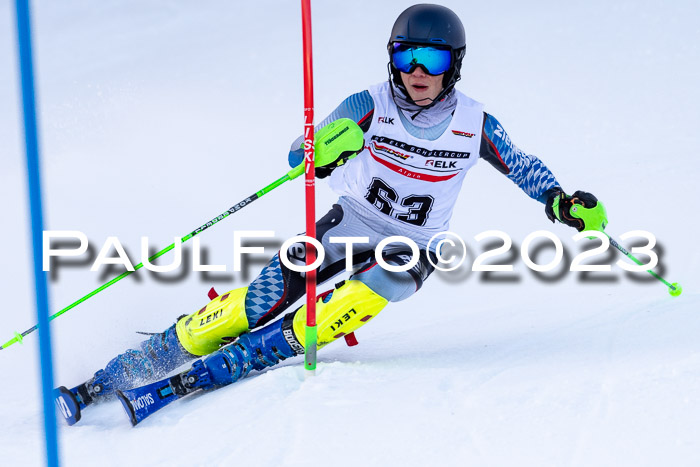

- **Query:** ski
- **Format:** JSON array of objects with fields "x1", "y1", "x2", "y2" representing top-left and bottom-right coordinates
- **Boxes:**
[
  {"x1": 54, "y1": 386, "x2": 82, "y2": 426},
  {"x1": 117, "y1": 360, "x2": 211, "y2": 426}
]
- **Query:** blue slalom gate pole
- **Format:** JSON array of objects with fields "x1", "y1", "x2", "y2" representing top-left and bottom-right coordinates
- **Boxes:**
[{"x1": 14, "y1": 0, "x2": 60, "y2": 465}]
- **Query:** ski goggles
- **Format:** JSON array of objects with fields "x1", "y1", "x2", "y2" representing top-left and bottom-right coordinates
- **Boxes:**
[{"x1": 390, "y1": 43, "x2": 453, "y2": 76}]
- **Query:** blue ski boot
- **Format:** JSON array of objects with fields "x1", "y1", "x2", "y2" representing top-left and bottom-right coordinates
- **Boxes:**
[
  {"x1": 55, "y1": 323, "x2": 194, "y2": 425},
  {"x1": 117, "y1": 315, "x2": 302, "y2": 425},
  {"x1": 54, "y1": 368, "x2": 112, "y2": 426}
]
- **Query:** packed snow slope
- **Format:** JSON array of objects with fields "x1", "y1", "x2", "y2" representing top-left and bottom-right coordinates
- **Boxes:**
[{"x1": 1, "y1": 1, "x2": 699, "y2": 465}]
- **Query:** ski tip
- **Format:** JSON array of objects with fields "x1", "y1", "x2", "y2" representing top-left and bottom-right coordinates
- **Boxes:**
[
  {"x1": 54, "y1": 386, "x2": 82, "y2": 426},
  {"x1": 116, "y1": 390, "x2": 138, "y2": 427}
]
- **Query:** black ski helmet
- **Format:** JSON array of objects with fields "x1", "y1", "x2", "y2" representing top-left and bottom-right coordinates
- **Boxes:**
[{"x1": 388, "y1": 4, "x2": 466, "y2": 98}]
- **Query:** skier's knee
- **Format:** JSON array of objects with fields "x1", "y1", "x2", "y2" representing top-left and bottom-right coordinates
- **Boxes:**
[
  {"x1": 290, "y1": 280, "x2": 388, "y2": 349},
  {"x1": 352, "y1": 251, "x2": 435, "y2": 302},
  {"x1": 175, "y1": 287, "x2": 250, "y2": 356},
  {"x1": 352, "y1": 264, "x2": 417, "y2": 302}
]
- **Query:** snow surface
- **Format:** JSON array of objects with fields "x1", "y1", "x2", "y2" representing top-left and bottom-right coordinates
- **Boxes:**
[{"x1": 1, "y1": 0, "x2": 699, "y2": 465}]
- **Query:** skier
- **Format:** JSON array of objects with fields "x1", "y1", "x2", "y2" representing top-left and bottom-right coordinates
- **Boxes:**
[{"x1": 55, "y1": 4, "x2": 607, "y2": 425}]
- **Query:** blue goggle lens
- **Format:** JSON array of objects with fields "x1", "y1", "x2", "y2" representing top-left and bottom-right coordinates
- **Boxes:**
[{"x1": 391, "y1": 43, "x2": 452, "y2": 75}]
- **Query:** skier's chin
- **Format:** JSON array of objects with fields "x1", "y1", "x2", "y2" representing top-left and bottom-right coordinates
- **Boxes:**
[{"x1": 411, "y1": 95, "x2": 434, "y2": 106}]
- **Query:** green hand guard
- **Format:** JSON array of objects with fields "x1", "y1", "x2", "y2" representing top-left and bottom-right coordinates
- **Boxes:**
[
  {"x1": 287, "y1": 118, "x2": 365, "y2": 180},
  {"x1": 550, "y1": 190, "x2": 608, "y2": 232}
]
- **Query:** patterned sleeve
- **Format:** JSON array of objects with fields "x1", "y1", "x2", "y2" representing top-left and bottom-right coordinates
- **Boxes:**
[
  {"x1": 480, "y1": 112, "x2": 561, "y2": 203},
  {"x1": 288, "y1": 90, "x2": 375, "y2": 168}
]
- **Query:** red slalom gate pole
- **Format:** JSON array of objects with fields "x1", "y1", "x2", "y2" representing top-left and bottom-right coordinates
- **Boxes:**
[{"x1": 301, "y1": 0, "x2": 318, "y2": 373}]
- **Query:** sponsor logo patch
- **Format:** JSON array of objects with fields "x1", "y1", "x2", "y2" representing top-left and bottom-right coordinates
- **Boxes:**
[
  {"x1": 282, "y1": 329, "x2": 305, "y2": 355},
  {"x1": 130, "y1": 393, "x2": 155, "y2": 410},
  {"x1": 373, "y1": 142, "x2": 410, "y2": 160},
  {"x1": 452, "y1": 130, "x2": 475, "y2": 138},
  {"x1": 330, "y1": 308, "x2": 358, "y2": 332},
  {"x1": 199, "y1": 309, "x2": 223, "y2": 326},
  {"x1": 55, "y1": 396, "x2": 72, "y2": 418},
  {"x1": 370, "y1": 136, "x2": 470, "y2": 159},
  {"x1": 425, "y1": 160, "x2": 457, "y2": 168}
]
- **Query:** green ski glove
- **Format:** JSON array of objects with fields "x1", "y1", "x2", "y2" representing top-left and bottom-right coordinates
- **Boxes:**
[
  {"x1": 546, "y1": 189, "x2": 608, "y2": 232},
  {"x1": 289, "y1": 118, "x2": 365, "y2": 180}
]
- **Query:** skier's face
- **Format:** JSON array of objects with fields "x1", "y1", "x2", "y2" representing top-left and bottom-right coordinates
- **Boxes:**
[{"x1": 400, "y1": 68, "x2": 444, "y2": 106}]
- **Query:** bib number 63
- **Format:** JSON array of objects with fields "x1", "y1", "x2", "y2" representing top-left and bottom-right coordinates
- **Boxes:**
[{"x1": 365, "y1": 177, "x2": 434, "y2": 227}]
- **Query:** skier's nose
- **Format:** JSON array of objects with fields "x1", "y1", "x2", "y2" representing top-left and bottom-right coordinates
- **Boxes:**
[{"x1": 411, "y1": 66, "x2": 428, "y2": 77}]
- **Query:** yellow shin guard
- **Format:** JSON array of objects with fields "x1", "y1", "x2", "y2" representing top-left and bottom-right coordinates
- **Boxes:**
[
  {"x1": 291, "y1": 280, "x2": 388, "y2": 349},
  {"x1": 175, "y1": 287, "x2": 250, "y2": 356}
]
